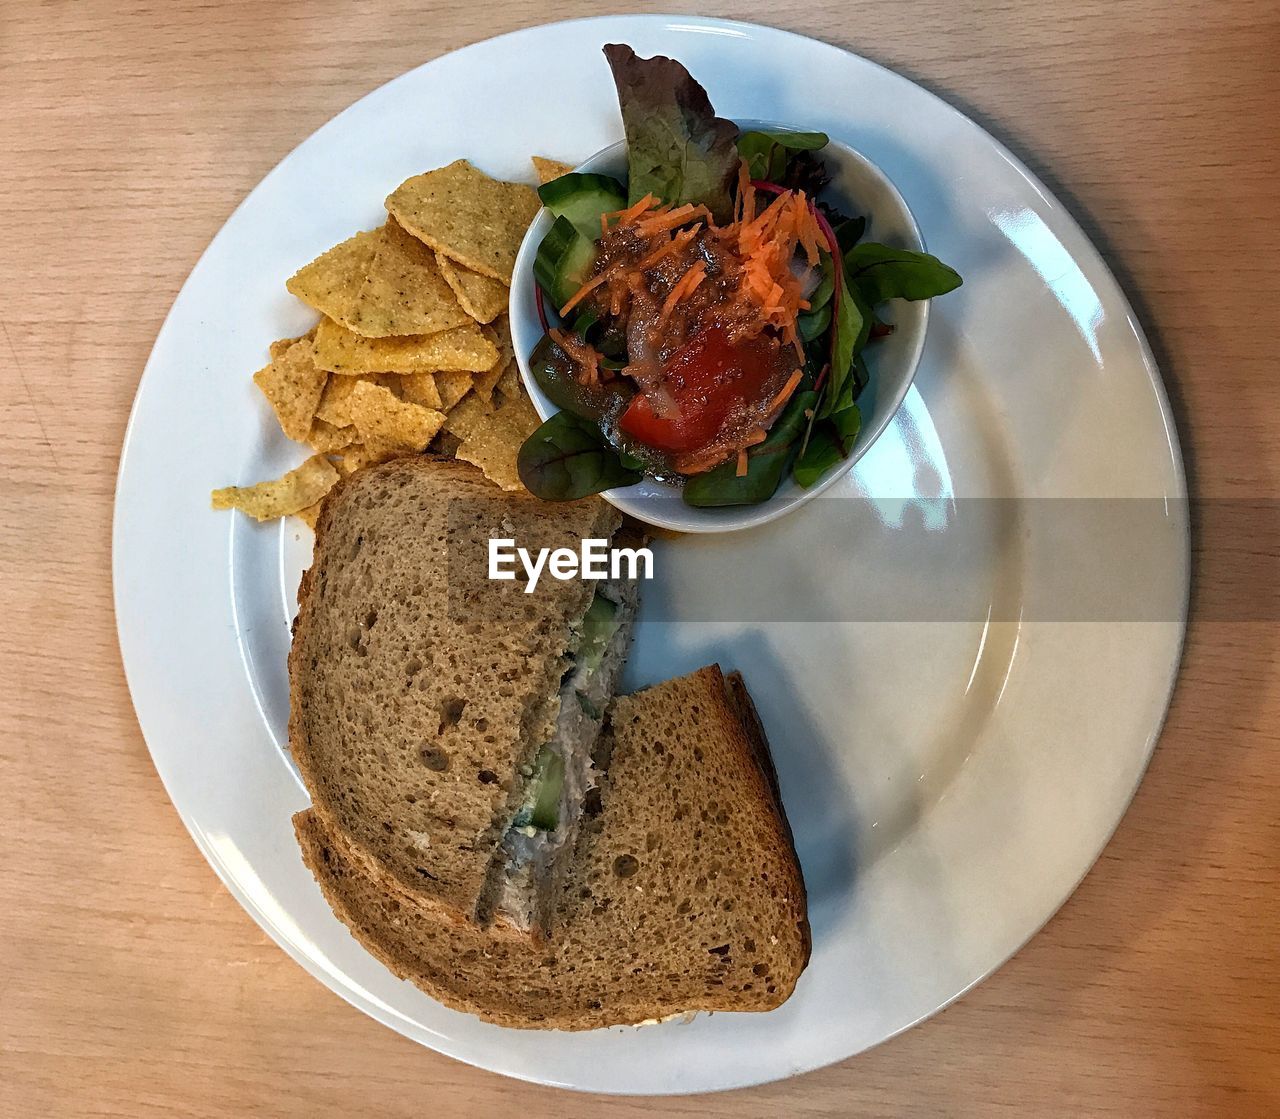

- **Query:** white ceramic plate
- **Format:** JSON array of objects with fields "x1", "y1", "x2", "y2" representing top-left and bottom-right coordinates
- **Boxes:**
[{"x1": 113, "y1": 16, "x2": 1188, "y2": 1095}]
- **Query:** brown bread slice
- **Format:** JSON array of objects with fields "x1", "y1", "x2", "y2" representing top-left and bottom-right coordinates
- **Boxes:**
[
  {"x1": 289, "y1": 456, "x2": 620, "y2": 919},
  {"x1": 294, "y1": 665, "x2": 811, "y2": 1029}
]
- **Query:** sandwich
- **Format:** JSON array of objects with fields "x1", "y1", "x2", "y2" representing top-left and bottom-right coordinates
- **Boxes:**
[
  {"x1": 295, "y1": 665, "x2": 811, "y2": 1029},
  {"x1": 289, "y1": 457, "x2": 639, "y2": 935}
]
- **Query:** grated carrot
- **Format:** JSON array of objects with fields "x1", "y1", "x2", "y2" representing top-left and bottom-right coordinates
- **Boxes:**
[
  {"x1": 636, "y1": 223, "x2": 702, "y2": 270},
  {"x1": 735, "y1": 427, "x2": 769, "y2": 475},
  {"x1": 657, "y1": 261, "x2": 707, "y2": 325},
  {"x1": 610, "y1": 193, "x2": 660, "y2": 224},
  {"x1": 766, "y1": 369, "x2": 803, "y2": 415},
  {"x1": 549, "y1": 328, "x2": 602, "y2": 386},
  {"x1": 558, "y1": 269, "x2": 610, "y2": 317},
  {"x1": 634, "y1": 203, "x2": 708, "y2": 236},
  {"x1": 554, "y1": 179, "x2": 830, "y2": 416}
]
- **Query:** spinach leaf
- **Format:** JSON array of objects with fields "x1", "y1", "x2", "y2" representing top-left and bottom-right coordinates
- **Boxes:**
[
  {"x1": 798, "y1": 303, "x2": 832, "y2": 342},
  {"x1": 851, "y1": 352, "x2": 871, "y2": 394},
  {"x1": 737, "y1": 129, "x2": 829, "y2": 182},
  {"x1": 793, "y1": 427, "x2": 844, "y2": 488},
  {"x1": 795, "y1": 400, "x2": 860, "y2": 488},
  {"x1": 797, "y1": 252, "x2": 835, "y2": 343},
  {"x1": 820, "y1": 281, "x2": 868, "y2": 418},
  {"x1": 807, "y1": 250, "x2": 836, "y2": 313},
  {"x1": 527, "y1": 333, "x2": 631, "y2": 423},
  {"x1": 744, "y1": 129, "x2": 829, "y2": 151},
  {"x1": 517, "y1": 410, "x2": 643, "y2": 501},
  {"x1": 834, "y1": 214, "x2": 867, "y2": 254},
  {"x1": 603, "y1": 43, "x2": 740, "y2": 223},
  {"x1": 816, "y1": 204, "x2": 866, "y2": 254},
  {"x1": 683, "y1": 389, "x2": 818, "y2": 507},
  {"x1": 844, "y1": 242, "x2": 963, "y2": 304},
  {"x1": 831, "y1": 398, "x2": 862, "y2": 454}
]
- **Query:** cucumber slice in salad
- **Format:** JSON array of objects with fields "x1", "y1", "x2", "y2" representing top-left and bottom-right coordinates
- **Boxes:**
[
  {"x1": 538, "y1": 173, "x2": 626, "y2": 239},
  {"x1": 533, "y1": 216, "x2": 596, "y2": 311},
  {"x1": 533, "y1": 174, "x2": 626, "y2": 312}
]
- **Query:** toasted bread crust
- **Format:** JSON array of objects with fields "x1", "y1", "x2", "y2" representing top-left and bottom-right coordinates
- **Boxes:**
[{"x1": 722, "y1": 670, "x2": 812, "y2": 972}]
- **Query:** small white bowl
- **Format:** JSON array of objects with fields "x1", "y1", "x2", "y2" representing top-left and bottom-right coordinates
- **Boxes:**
[{"x1": 510, "y1": 124, "x2": 929, "y2": 533}]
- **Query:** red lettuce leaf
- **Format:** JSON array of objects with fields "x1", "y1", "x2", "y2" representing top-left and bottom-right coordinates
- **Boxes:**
[{"x1": 603, "y1": 43, "x2": 739, "y2": 224}]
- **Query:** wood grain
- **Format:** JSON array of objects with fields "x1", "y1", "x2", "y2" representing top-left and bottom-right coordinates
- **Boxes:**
[{"x1": 2, "y1": 2, "x2": 1278, "y2": 1115}]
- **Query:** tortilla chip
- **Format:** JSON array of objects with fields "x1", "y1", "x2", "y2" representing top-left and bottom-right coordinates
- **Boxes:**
[
  {"x1": 441, "y1": 388, "x2": 490, "y2": 442},
  {"x1": 471, "y1": 317, "x2": 512, "y2": 401},
  {"x1": 252, "y1": 339, "x2": 328, "y2": 442},
  {"x1": 269, "y1": 327, "x2": 315, "y2": 361},
  {"x1": 295, "y1": 501, "x2": 324, "y2": 530},
  {"x1": 396, "y1": 371, "x2": 443, "y2": 410},
  {"x1": 211, "y1": 455, "x2": 339, "y2": 521},
  {"x1": 346, "y1": 220, "x2": 471, "y2": 337},
  {"x1": 335, "y1": 445, "x2": 366, "y2": 474},
  {"x1": 385, "y1": 160, "x2": 540, "y2": 283},
  {"x1": 313, "y1": 316, "x2": 498, "y2": 374},
  {"x1": 453, "y1": 370, "x2": 540, "y2": 491},
  {"x1": 314, "y1": 373, "x2": 395, "y2": 427},
  {"x1": 434, "y1": 369, "x2": 473, "y2": 410},
  {"x1": 532, "y1": 156, "x2": 574, "y2": 185},
  {"x1": 436, "y1": 253, "x2": 507, "y2": 324},
  {"x1": 285, "y1": 230, "x2": 379, "y2": 324},
  {"x1": 441, "y1": 362, "x2": 520, "y2": 441},
  {"x1": 337, "y1": 443, "x2": 403, "y2": 475},
  {"x1": 306, "y1": 417, "x2": 358, "y2": 453},
  {"x1": 348, "y1": 381, "x2": 446, "y2": 452},
  {"x1": 491, "y1": 362, "x2": 523, "y2": 403},
  {"x1": 314, "y1": 375, "x2": 360, "y2": 427},
  {"x1": 473, "y1": 357, "x2": 509, "y2": 406}
]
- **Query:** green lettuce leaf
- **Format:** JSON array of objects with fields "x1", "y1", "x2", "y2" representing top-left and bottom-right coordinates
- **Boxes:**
[
  {"x1": 517, "y1": 410, "x2": 643, "y2": 501},
  {"x1": 820, "y1": 281, "x2": 870, "y2": 418},
  {"x1": 844, "y1": 243, "x2": 963, "y2": 304},
  {"x1": 793, "y1": 427, "x2": 843, "y2": 488},
  {"x1": 603, "y1": 43, "x2": 740, "y2": 224},
  {"x1": 736, "y1": 129, "x2": 828, "y2": 182}
]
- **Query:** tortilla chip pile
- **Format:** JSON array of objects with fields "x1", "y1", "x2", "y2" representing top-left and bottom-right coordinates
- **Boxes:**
[{"x1": 211, "y1": 158, "x2": 553, "y2": 526}]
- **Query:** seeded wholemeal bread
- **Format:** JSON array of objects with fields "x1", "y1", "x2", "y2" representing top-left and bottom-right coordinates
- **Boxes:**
[
  {"x1": 294, "y1": 665, "x2": 810, "y2": 1029},
  {"x1": 289, "y1": 456, "x2": 621, "y2": 919}
]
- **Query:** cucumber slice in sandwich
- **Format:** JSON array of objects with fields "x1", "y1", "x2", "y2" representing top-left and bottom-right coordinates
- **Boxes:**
[
  {"x1": 486, "y1": 583, "x2": 638, "y2": 935},
  {"x1": 512, "y1": 746, "x2": 565, "y2": 832},
  {"x1": 577, "y1": 593, "x2": 619, "y2": 675},
  {"x1": 511, "y1": 594, "x2": 620, "y2": 833}
]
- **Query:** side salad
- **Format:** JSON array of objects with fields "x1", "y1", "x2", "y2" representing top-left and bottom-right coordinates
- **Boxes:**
[{"x1": 517, "y1": 44, "x2": 962, "y2": 507}]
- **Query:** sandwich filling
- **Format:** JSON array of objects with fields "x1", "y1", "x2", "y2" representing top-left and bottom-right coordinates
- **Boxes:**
[{"x1": 487, "y1": 578, "x2": 637, "y2": 932}]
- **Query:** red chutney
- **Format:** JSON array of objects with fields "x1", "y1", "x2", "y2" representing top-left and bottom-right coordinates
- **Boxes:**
[{"x1": 557, "y1": 187, "x2": 823, "y2": 474}]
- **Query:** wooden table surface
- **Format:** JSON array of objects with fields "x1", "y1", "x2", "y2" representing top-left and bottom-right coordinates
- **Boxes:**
[{"x1": 3, "y1": 1, "x2": 1278, "y2": 1115}]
